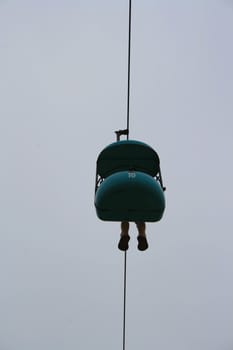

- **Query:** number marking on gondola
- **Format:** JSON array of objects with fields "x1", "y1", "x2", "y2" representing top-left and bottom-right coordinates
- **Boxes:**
[{"x1": 128, "y1": 172, "x2": 136, "y2": 178}]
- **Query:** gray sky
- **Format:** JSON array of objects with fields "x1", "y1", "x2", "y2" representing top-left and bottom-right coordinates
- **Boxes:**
[{"x1": 1, "y1": 0, "x2": 233, "y2": 349}]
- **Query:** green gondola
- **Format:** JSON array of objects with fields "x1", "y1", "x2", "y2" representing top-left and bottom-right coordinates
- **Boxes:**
[{"x1": 95, "y1": 139, "x2": 165, "y2": 222}]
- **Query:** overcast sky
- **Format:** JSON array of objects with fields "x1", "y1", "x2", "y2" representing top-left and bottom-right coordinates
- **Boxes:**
[{"x1": 1, "y1": 1, "x2": 233, "y2": 349}]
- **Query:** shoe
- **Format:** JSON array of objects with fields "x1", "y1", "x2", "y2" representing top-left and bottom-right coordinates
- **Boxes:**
[
  {"x1": 118, "y1": 235, "x2": 130, "y2": 251},
  {"x1": 137, "y1": 236, "x2": 148, "y2": 251}
]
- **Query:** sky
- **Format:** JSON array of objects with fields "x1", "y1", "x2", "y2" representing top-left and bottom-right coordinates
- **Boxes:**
[{"x1": 1, "y1": 0, "x2": 233, "y2": 349}]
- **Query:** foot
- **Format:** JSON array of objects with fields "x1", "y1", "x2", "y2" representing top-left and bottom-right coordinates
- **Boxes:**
[
  {"x1": 118, "y1": 235, "x2": 130, "y2": 251},
  {"x1": 137, "y1": 236, "x2": 148, "y2": 251}
]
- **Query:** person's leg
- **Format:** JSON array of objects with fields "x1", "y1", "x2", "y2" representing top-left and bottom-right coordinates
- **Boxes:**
[
  {"x1": 136, "y1": 222, "x2": 148, "y2": 251},
  {"x1": 118, "y1": 222, "x2": 130, "y2": 251}
]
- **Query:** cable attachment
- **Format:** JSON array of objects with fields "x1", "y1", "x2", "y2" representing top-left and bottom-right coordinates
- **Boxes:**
[{"x1": 115, "y1": 129, "x2": 129, "y2": 141}]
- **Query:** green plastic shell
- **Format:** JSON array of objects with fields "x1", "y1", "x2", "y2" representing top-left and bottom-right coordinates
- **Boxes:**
[
  {"x1": 95, "y1": 171, "x2": 165, "y2": 222},
  {"x1": 97, "y1": 140, "x2": 160, "y2": 178}
]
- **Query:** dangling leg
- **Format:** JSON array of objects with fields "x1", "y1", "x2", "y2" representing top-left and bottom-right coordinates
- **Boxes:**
[
  {"x1": 136, "y1": 222, "x2": 148, "y2": 251},
  {"x1": 118, "y1": 222, "x2": 130, "y2": 251}
]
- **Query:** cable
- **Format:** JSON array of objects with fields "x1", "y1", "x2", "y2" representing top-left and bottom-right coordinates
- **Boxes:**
[
  {"x1": 126, "y1": 0, "x2": 132, "y2": 140},
  {"x1": 122, "y1": 2, "x2": 132, "y2": 350},
  {"x1": 123, "y1": 251, "x2": 127, "y2": 350}
]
